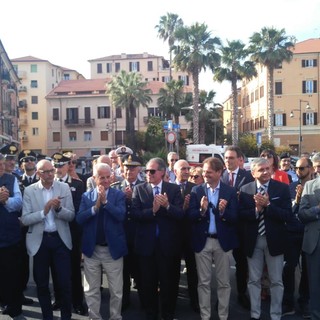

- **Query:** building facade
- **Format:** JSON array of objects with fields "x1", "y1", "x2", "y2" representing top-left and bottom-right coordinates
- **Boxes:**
[{"x1": 223, "y1": 38, "x2": 320, "y2": 155}]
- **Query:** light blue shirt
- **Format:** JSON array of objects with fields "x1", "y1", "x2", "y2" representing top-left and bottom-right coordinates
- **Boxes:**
[{"x1": 207, "y1": 182, "x2": 220, "y2": 234}]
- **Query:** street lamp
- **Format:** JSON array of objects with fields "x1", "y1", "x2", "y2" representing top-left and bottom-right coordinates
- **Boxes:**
[{"x1": 290, "y1": 99, "x2": 310, "y2": 156}]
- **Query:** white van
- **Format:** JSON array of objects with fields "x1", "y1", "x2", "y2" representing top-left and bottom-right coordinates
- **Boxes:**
[{"x1": 186, "y1": 144, "x2": 225, "y2": 166}]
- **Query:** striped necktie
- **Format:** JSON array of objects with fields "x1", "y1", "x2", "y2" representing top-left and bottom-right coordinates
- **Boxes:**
[{"x1": 258, "y1": 185, "x2": 266, "y2": 236}]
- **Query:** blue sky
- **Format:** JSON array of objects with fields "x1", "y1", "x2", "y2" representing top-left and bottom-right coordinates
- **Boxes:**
[{"x1": 1, "y1": 0, "x2": 319, "y2": 102}]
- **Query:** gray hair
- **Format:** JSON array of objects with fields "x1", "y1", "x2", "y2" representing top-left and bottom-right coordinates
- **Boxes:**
[
  {"x1": 94, "y1": 163, "x2": 111, "y2": 177},
  {"x1": 146, "y1": 157, "x2": 166, "y2": 172},
  {"x1": 250, "y1": 157, "x2": 269, "y2": 172},
  {"x1": 167, "y1": 152, "x2": 179, "y2": 161},
  {"x1": 311, "y1": 152, "x2": 320, "y2": 164}
]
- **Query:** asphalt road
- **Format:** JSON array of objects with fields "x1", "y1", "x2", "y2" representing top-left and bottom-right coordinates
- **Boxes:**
[{"x1": 1, "y1": 259, "x2": 306, "y2": 320}]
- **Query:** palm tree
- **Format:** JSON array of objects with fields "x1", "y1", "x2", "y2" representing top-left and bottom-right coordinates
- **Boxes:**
[
  {"x1": 107, "y1": 70, "x2": 152, "y2": 150},
  {"x1": 157, "y1": 79, "x2": 185, "y2": 124},
  {"x1": 155, "y1": 13, "x2": 183, "y2": 80},
  {"x1": 214, "y1": 40, "x2": 257, "y2": 145},
  {"x1": 173, "y1": 22, "x2": 221, "y2": 144},
  {"x1": 249, "y1": 27, "x2": 296, "y2": 142}
]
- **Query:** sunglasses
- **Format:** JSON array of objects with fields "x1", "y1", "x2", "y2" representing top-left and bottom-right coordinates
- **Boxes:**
[
  {"x1": 145, "y1": 169, "x2": 158, "y2": 174},
  {"x1": 190, "y1": 175, "x2": 200, "y2": 179},
  {"x1": 295, "y1": 166, "x2": 309, "y2": 171},
  {"x1": 170, "y1": 159, "x2": 178, "y2": 162},
  {"x1": 23, "y1": 157, "x2": 36, "y2": 162}
]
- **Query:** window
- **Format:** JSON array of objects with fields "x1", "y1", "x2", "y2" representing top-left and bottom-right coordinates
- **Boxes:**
[
  {"x1": 31, "y1": 112, "x2": 38, "y2": 120},
  {"x1": 66, "y1": 108, "x2": 78, "y2": 124},
  {"x1": 106, "y1": 63, "x2": 112, "y2": 73},
  {"x1": 69, "y1": 132, "x2": 77, "y2": 141},
  {"x1": 274, "y1": 113, "x2": 286, "y2": 126},
  {"x1": 63, "y1": 74, "x2": 70, "y2": 80},
  {"x1": 84, "y1": 131, "x2": 92, "y2": 141},
  {"x1": 250, "y1": 92, "x2": 254, "y2": 103},
  {"x1": 260, "y1": 85, "x2": 264, "y2": 98},
  {"x1": 31, "y1": 96, "x2": 38, "y2": 104},
  {"x1": 178, "y1": 75, "x2": 189, "y2": 85},
  {"x1": 303, "y1": 80, "x2": 317, "y2": 94},
  {"x1": 98, "y1": 106, "x2": 110, "y2": 119},
  {"x1": 53, "y1": 108, "x2": 59, "y2": 121},
  {"x1": 31, "y1": 80, "x2": 38, "y2": 88},
  {"x1": 302, "y1": 59, "x2": 317, "y2": 68},
  {"x1": 259, "y1": 116, "x2": 264, "y2": 128},
  {"x1": 115, "y1": 63, "x2": 120, "y2": 72},
  {"x1": 30, "y1": 64, "x2": 37, "y2": 73},
  {"x1": 116, "y1": 108, "x2": 122, "y2": 118},
  {"x1": 100, "y1": 131, "x2": 108, "y2": 141},
  {"x1": 97, "y1": 63, "x2": 102, "y2": 74},
  {"x1": 303, "y1": 112, "x2": 317, "y2": 125},
  {"x1": 162, "y1": 76, "x2": 170, "y2": 83},
  {"x1": 129, "y1": 62, "x2": 140, "y2": 72},
  {"x1": 32, "y1": 128, "x2": 39, "y2": 136},
  {"x1": 53, "y1": 132, "x2": 60, "y2": 142},
  {"x1": 147, "y1": 61, "x2": 153, "y2": 71},
  {"x1": 275, "y1": 82, "x2": 282, "y2": 95}
]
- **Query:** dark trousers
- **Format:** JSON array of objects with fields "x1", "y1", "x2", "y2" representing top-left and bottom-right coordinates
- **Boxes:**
[
  {"x1": 138, "y1": 247, "x2": 181, "y2": 320},
  {"x1": 0, "y1": 242, "x2": 23, "y2": 317},
  {"x1": 33, "y1": 232, "x2": 72, "y2": 320},
  {"x1": 283, "y1": 232, "x2": 309, "y2": 307},
  {"x1": 233, "y1": 246, "x2": 249, "y2": 295},
  {"x1": 52, "y1": 228, "x2": 84, "y2": 307}
]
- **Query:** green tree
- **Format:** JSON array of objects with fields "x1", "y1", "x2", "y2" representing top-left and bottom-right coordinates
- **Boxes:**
[
  {"x1": 173, "y1": 22, "x2": 221, "y2": 144},
  {"x1": 214, "y1": 40, "x2": 257, "y2": 146},
  {"x1": 249, "y1": 27, "x2": 296, "y2": 142},
  {"x1": 157, "y1": 79, "x2": 185, "y2": 124},
  {"x1": 107, "y1": 71, "x2": 152, "y2": 150},
  {"x1": 144, "y1": 117, "x2": 165, "y2": 153},
  {"x1": 155, "y1": 13, "x2": 183, "y2": 80}
]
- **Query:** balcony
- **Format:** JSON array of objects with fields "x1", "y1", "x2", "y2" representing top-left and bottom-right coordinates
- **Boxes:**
[
  {"x1": 19, "y1": 118, "x2": 28, "y2": 126},
  {"x1": 21, "y1": 135, "x2": 28, "y2": 142},
  {"x1": 18, "y1": 99, "x2": 27, "y2": 110},
  {"x1": 64, "y1": 118, "x2": 95, "y2": 127},
  {"x1": 18, "y1": 85, "x2": 27, "y2": 93}
]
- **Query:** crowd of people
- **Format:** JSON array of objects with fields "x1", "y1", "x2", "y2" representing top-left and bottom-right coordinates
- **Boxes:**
[{"x1": 0, "y1": 143, "x2": 319, "y2": 320}]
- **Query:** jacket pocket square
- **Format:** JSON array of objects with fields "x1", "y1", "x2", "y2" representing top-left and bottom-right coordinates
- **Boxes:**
[{"x1": 271, "y1": 197, "x2": 280, "y2": 200}]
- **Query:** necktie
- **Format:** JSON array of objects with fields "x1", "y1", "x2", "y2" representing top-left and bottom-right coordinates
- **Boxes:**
[
  {"x1": 153, "y1": 186, "x2": 160, "y2": 237},
  {"x1": 180, "y1": 183, "x2": 185, "y2": 197},
  {"x1": 29, "y1": 177, "x2": 32, "y2": 184},
  {"x1": 130, "y1": 183, "x2": 134, "y2": 190},
  {"x1": 229, "y1": 172, "x2": 234, "y2": 187},
  {"x1": 258, "y1": 185, "x2": 266, "y2": 236}
]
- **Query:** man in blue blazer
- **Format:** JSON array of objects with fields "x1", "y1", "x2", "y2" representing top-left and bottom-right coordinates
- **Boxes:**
[
  {"x1": 238, "y1": 157, "x2": 292, "y2": 320},
  {"x1": 131, "y1": 157, "x2": 184, "y2": 320},
  {"x1": 189, "y1": 157, "x2": 239, "y2": 320},
  {"x1": 77, "y1": 163, "x2": 127, "y2": 320}
]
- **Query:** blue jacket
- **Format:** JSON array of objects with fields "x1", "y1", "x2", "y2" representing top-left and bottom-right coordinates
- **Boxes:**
[
  {"x1": 188, "y1": 182, "x2": 239, "y2": 253},
  {"x1": 77, "y1": 187, "x2": 127, "y2": 260}
]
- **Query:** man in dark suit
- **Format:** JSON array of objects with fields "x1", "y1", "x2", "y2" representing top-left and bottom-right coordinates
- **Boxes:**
[
  {"x1": 298, "y1": 155, "x2": 320, "y2": 320},
  {"x1": 189, "y1": 157, "x2": 239, "y2": 320},
  {"x1": 238, "y1": 157, "x2": 292, "y2": 320},
  {"x1": 221, "y1": 146, "x2": 254, "y2": 310},
  {"x1": 131, "y1": 157, "x2": 184, "y2": 320},
  {"x1": 77, "y1": 163, "x2": 127, "y2": 320},
  {"x1": 111, "y1": 154, "x2": 144, "y2": 310},
  {"x1": 50, "y1": 153, "x2": 86, "y2": 315},
  {"x1": 21, "y1": 159, "x2": 75, "y2": 320},
  {"x1": 173, "y1": 159, "x2": 199, "y2": 313}
]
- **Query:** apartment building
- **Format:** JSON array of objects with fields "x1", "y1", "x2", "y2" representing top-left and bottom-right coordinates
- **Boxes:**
[
  {"x1": 11, "y1": 56, "x2": 84, "y2": 154},
  {"x1": 223, "y1": 38, "x2": 320, "y2": 155},
  {"x1": 88, "y1": 52, "x2": 193, "y2": 87},
  {"x1": 46, "y1": 78, "x2": 191, "y2": 157},
  {"x1": 0, "y1": 40, "x2": 20, "y2": 146}
]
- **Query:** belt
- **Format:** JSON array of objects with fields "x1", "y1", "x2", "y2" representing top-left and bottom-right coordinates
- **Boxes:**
[
  {"x1": 43, "y1": 231, "x2": 59, "y2": 237},
  {"x1": 97, "y1": 243, "x2": 108, "y2": 246},
  {"x1": 207, "y1": 233, "x2": 218, "y2": 239}
]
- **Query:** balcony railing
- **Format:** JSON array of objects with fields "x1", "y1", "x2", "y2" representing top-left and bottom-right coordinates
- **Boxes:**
[{"x1": 64, "y1": 118, "x2": 95, "y2": 127}]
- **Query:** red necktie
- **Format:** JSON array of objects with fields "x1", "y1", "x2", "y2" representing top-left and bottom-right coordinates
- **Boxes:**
[{"x1": 229, "y1": 172, "x2": 234, "y2": 186}]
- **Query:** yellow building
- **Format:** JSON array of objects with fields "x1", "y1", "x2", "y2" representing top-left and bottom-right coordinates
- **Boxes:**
[{"x1": 224, "y1": 38, "x2": 320, "y2": 155}]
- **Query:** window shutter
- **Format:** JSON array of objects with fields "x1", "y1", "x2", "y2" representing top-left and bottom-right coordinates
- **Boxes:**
[
  {"x1": 314, "y1": 59, "x2": 318, "y2": 67},
  {"x1": 186, "y1": 76, "x2": 189, "y2": 85},
  {"x1": 314, "y1": 80, "x2": 317, "y2": 93},
  {"x1": 283, "y1": 113, "x2": 286, "y2": 126},
  {"x1": 129, "y1": 62, "x2": 132, "y2": 72},
  {"x1": 302, "y1": 81, "x2": 306, "y2": 93},
  {"x1": 302, "y1": 60, "x2": 305, "y2": 67},
  {"x1": 303, "y1": 113, "x2": 306, "y2": 125},
  {"x1": 314, "y1": 112, "x2": 318, "y2": 125}
]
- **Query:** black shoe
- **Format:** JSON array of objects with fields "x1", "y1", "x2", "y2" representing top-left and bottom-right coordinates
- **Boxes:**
[
  {"x1": 301, "y1": 304, "x2": 311, "y2": 319},
  {"x1": 282, "y1": 304, "x2": 295, "y2": 316},
  {"x1": 73, "y1": 304, "x2": 86, "y2": 315},
  {"x1": 1, "y1": 306, "x2": 9, "y2": 315},
  {"x1": 22, "y1": 296, "x2": 34, "y2": 306},
  {"x1": 52, "y1": 301, "x2": 60, "y2": 311},
  {"x1": 238, "y1": 294, "x2": 250, "y2": 310}
]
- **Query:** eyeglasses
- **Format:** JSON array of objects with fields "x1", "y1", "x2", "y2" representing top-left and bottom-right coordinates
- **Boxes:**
[
  {"x1": 190, "y1": 175, "x2": 200, "y2": 179},
  {"x1": 180, "y1": 167, "x2": 190, "y2": 171},
  {"x1": 145, "y1": 169, "x2": 158, "y2": 174},
  {"x1": 295, "y1": 166, "x2": 309, "y2": 171},
  {"x1": 170, "y1": 159, "x2": 178, "y2": 162},
  {"x1": 261, "y1": 154, "x2": 273, "y2": 158},
  {"x1": 39, "y1": 169, "x2": 55, "y2": 175}
]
